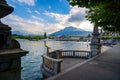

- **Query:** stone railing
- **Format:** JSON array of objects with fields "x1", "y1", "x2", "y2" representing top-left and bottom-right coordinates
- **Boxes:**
[
  {"x1": 61, "y1": 50, "x2": 91, "y2": 59},
  {"x1": 41, "y1": 50, "x2": 63, "y2": 77},
  {"x1": 41, "y1": 49, "x2": 91, "y2": 78}
]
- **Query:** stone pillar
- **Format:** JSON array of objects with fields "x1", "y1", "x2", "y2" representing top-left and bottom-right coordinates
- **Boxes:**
[
  {"x1": 0, "y1": 0, "x2": 28, "y2": 80},
  {"x1": 90, "y1": 24, "x2": 101, "y2": 56}
]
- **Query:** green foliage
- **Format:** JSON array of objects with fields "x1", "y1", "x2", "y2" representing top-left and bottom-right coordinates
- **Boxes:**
[
  {"x1": 101, "y1": 36, "x2": 120, "y2": 40},
  {"x1": 48, "y1": 36, "x2": 54, "y2": 39},
  {"x1": 67, "y1": 0, "x2": 120, "y2": 32},
  {"x1": 101, "y1": 36, "x2": 112, "y2": 40},
  {"x1": 87, "y1": 34, "x2": 91, "y2": 37},
  {"x1": 44, "y1": 32, "x2": 47, "y2": 39},
  {"x1": 12, "y1": 34, "x2": 44, "y2": 40}
]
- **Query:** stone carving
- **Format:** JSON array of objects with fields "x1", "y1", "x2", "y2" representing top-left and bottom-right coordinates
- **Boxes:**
[
  {"x1": 0, "y1": 1, "x2": 28, "y2": 80},
  {"x1": 0, "y1": 0, "x2": 20, "y2": 49}
]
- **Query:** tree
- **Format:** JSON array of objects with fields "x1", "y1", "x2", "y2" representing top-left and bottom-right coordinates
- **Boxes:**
[
  {"x1": 44, "y1": 32, "x2": 47, "y2": 39},
  {"x1": 67, "y1": 0, "x2": 120, "y2": 32},
  {"x1": 87, "y1": 34, "x2": 91, "y2": 37}
]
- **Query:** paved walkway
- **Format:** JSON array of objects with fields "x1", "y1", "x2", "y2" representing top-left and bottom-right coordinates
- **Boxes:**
[
  {"x1": 47, "y1": 44, "x2": 120, "y2": 80},
  {"x1": 61, "y1": 58, "x2": 85, "y2": 71}
]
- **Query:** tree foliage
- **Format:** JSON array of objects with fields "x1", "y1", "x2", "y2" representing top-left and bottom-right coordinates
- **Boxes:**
[
  {"x1": 44, "y1": 32, "x2": 47, "y2": 39},
  {"x1": 67, "y1": 0, "x2": 120, "y2": 32},
  {"x1": 12, "y1": 34, "x2": 44, "y2": 40}
]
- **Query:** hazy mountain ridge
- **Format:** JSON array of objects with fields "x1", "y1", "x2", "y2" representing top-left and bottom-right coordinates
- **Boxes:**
[{"x1": 49, "y1": 26, "x2": 92, "y2": 36}]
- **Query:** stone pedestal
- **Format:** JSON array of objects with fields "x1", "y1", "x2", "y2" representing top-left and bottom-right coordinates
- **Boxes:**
[
  {"x1": 0, "y1": 48, "x2": 28, "y2": 80},
  {"x1": 0, "y1": 24, "x2": 28, "y2": 80},
  {"x1": 90, "y1": 25, "x2": 101, "y2": 56}
]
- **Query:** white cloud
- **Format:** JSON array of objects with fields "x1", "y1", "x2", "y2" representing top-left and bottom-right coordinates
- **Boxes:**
[
  {"x1": 78, "y1": 21, "x2": 94, "y2": 31},
  {"x1": 9, "y1": 4, "x2": 16, "y2": 8},
  {"x1": 31, "y1": 15, "x2": 44, "y2": 22},
  {"x1": 68, "y1": 7, "x2": 88, "y2": 22},
  {"x1": 44, "y1": 11, "x2": 69, "y2": 24},
  {"x1": 34, "y1": 10, "x2": 41, "y2": 15},
  {"x1": 2, "y1": 6, "x2": 94, "y2": 35},
  {"x1": 2, "y1": 14, "x2": 63, "y2": 35},
  {"x1": 17, "y1": 0, "x2": 36, "y2": 6},
  {"x1": 44, "y1": 6, "x2": 93, "y2": 31}
]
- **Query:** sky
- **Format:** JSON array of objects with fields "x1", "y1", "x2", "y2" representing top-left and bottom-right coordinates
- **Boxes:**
[{"x1": 2, "y1": 0, "x2": 94, "y2": 35}]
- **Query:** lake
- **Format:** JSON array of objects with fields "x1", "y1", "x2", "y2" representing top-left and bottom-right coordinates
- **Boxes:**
[{"x1": 17, "y1": 39, "x2": 90, "y2": 80}]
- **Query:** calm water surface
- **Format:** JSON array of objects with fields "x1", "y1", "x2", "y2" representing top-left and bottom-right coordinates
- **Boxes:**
[{"x1": 17, "y1": 39, "x2": 90, "y2": 80}]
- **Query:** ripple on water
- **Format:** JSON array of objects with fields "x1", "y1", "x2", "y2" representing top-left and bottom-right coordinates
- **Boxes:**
[{"x1": 17, "y1": 39, "x2": 90, "y2": 80}]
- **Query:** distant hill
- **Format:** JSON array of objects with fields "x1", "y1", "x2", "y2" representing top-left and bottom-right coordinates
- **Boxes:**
[
  {"x1": 49, "y1": 26, "x2": 92, "y2": 36},
  {"x1": 12, "y1": 31, "x2": 24, "y2": 35},
  {"x1": 12, "y1": 31, "x2": 38, "y2": 36}
]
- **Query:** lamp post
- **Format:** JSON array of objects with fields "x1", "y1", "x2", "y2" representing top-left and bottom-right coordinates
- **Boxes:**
[
  {"x1": 90, "y1": 24, "x2": 101, "y2": 56},
  {"x1": 0, "y1": 0, "x2": 14, "y2": 49},
  {"x1": 0, "y1": 0, "x2": 28, "y2": 80}
]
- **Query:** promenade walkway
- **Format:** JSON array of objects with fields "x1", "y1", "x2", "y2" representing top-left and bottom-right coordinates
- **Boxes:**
[
  {"x1": 47, "y1": 44, "x2": 120, "y2": 80},
  {"x1": 61, "y1": 58, "x2": 85, "y2": 71}
]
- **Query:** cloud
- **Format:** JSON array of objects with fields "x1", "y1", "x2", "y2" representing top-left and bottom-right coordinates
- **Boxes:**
[
  {"x1": 34, "y1": 10, "x2": 41, "y2": 15},
  {"x1": 2, "y1": 14, "x2": 64, "y2": 35},
  {"x1": 31, "y1": 15, "x2": 44, "y2": 22},
  {"x1": 17, "y1": 0, "x2": 36, "y2": 6},
  {"x1": 44, "y1": 11, "x2": 69, "y2": 24},
  {"x1": 2, "y1": 6, "x2": 93, "y2": 35},
  {"x1": 44, "y1": 6, "x2": 93, "y2": 31},
  {"x1": 68, "y1": 7, "x2": 88, "y2": 22},
  {"x1": 78, "y1": 21, "x2": 94, "y2": 31},
  {"x1": 9, "y1": 4, "x2": 16, "y2": 8}
]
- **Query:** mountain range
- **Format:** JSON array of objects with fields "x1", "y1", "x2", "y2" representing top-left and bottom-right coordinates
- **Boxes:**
[
  {"x1": 49, "y1": 26, "x2": 92, "y2": 36},
  {"x1": 12, "y1": 26, "x2": 92, "y2": 36}
]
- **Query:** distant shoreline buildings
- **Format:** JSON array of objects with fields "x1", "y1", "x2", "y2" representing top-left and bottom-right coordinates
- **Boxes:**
[{"x1": 54, "y1": 35, "x2": 91, "y2": 41}]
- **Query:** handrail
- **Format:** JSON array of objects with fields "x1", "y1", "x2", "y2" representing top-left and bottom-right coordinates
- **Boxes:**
[
  {"x1": 47, "y1": 49, "x2": 62, "y2": 59},
  {"x1": 42, "y1": 54, "x2": 63, "y2": 77},
  {"x1": 61, "y1": 50, "x2": 91, "y2": 59},
  {"x1": 41, "y1": 49, "x2": 91, "y2": 78},
  {"x1": 43, "y1": 55, "x2": 63, "y2": 63}
]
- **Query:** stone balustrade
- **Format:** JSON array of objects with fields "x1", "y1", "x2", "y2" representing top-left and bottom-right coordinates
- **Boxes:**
[
  {"x1": 41, "y1": 49, "x2": 91, "y2": 78},
  {"x1": 61, "y1": 50, "x2": 91, "y2": 58},
  {"x1": 41, "y1": 52, "x2": 63, "y2": 77}
]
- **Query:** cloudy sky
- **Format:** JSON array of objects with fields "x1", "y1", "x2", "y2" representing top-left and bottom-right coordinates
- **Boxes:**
[{"x1": 2, "y1": 0, "x2": 94, "y2": 35}]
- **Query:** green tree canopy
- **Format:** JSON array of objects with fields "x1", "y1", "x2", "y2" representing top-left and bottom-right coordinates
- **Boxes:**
[
  {"x1": 44, "y1": 32, "x2": 47, "y2": 39},
  {"x1": 67, "y1": 0, "x2": 120, "y2": 32}
]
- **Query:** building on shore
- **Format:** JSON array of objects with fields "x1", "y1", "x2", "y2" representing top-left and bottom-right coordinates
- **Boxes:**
[{"x1": 55, "y1": 35, "x2": 91, "y2": 41}]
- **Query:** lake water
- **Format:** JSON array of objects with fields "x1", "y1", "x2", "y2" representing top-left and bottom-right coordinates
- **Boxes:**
[{"x1": 17, "y1": 39, "x2": 90, "y2": 80}]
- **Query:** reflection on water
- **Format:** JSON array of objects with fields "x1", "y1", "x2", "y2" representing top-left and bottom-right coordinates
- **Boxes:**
[{"x1": 17, "y1": 39, "x2": 90, "y2": 80}]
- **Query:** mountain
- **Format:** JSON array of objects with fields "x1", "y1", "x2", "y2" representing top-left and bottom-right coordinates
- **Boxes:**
[
  {"x1": 12, "y1": 31, "x2": 24, "y2": 35},
  {"x1": 12, "y1": 31, "x2": 37, "y2": 36},
  {"x1": 49, "y1": 26, "x2": 92, "y2": 36}
]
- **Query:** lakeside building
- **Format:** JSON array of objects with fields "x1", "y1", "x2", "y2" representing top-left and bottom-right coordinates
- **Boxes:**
[{"x1": 54, "y1": 35, "x2": 91, "y2": 41}]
